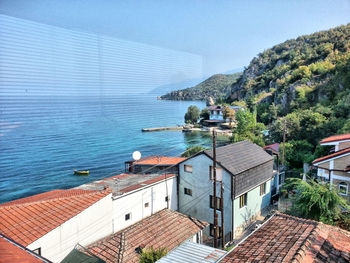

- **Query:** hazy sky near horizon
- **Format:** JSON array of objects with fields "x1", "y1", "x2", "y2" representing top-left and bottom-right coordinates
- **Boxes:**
[{"x1": 1, "y1": 0, "x2": 350, "y2": 76}]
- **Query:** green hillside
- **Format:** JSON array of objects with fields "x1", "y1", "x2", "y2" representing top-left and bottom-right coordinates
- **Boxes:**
[
  {"x1": 227, "y1": 23, "x2": 350, "y2": 168},
  {"x1": 160, "y1": 73, "x2": 241, "y2": 101}
]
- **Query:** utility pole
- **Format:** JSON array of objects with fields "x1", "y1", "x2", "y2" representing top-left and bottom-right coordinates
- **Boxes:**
[
  {"x1": 212, "y1": 130, "x2": 218, "y2": 248},
  {"x1": 220, "y1": 167, "x2": 224, "y2": 248},
  {"x1": 282, "y1": 118, "x2": 286, "y2": 166}
]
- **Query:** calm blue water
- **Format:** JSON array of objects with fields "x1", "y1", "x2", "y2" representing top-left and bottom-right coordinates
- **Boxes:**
[{"x1": 0, "y1": 95, "x2": 229, "y2": 203}]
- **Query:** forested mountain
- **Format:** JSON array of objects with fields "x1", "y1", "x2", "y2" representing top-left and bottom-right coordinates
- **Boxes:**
[
  {"x1": 160, "y1": 73, "x2": 241, "y2": 100},
  {"x1": 228, "y1": 23, "x2": 350, "y2": 168}
]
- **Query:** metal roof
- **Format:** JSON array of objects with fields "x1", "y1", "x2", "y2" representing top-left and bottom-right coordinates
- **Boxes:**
[
  {"x1": 204, "y1": 140, "x2": 273, "y2": 175},
  {"x1": 156, "y1": 241, "x2": 226, "y2": 263}
]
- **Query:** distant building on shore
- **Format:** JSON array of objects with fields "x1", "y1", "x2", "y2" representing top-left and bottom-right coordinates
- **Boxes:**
[{"x1": 204, "y1": 105, "x2": 244, "y2": 127}]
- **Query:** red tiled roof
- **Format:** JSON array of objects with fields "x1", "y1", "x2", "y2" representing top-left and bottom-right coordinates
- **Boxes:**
[
  {"x1": 320, "y1": 133, "x2": 350, "y2": 144},
  {"x1": 312, "y1": 147, "x2": 350, "y2": 165},
  {"x1": 0, "y1": 189, "x2": 111, "y2": 246},
  {"x1": 263, "y1": 143, "x2": 280, "y2": 153},
  {"x1": 221, "y1": 212, "x2": 350, "y2": 263},
  {"x1": 130, "y1": 156, "x2": 186, "y2": 165},
  {"x1": 208, "y1": 105, "x2": 224, "y2": 111},
  {"x1": 119, "y1": 174, "x2": 176, "y2": 194},
  {"x1": 86, "y1": 209, "x2": 208, "y2": 263},
  {"x1": 0, "y1": 234, "x2": 49, "y2": 263}
]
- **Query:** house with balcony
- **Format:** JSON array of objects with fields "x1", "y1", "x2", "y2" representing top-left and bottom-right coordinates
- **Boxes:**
[
  {"x1": 178, "y1": 140, "x2": 274, "y2": 244},
  {"x1": 312, "y1": 133, "x2": 350, "y2": 202},
  {"x1": 203, "y1": 105, "x2": 243, "y2": 127}
]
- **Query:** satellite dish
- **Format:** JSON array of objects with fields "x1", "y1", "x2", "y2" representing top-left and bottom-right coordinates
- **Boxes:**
[{"x1": 132, "y1": 151, "x2": 141, "y2": 161}]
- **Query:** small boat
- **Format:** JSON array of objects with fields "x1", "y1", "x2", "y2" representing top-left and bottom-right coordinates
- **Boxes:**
[{"x1": 74, "y1": 170, "x2": 89, "y2": 175}]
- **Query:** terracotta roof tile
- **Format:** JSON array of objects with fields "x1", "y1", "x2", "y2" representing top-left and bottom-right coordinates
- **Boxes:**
[
  {"x1": 312, "y1": 147, "x2": 350, "y2": 164},
  {"x1": 0, "y1": 189, "x2": 111, "y2": 246},
  {"x1": 320, "y1": 133, "x2": 350, "y2": 144},
  {"x1": 85, "y1": 209, "x2": 208, "y2": 263},
  {"x1": 0, "y1": 234, "x2": 50, "y2": 263},
  {"x1": 221, "y1": 212, "x2": 350, "y2": 263},
  {"x1": 130, "y1": 156, "x2": 186, "y2": 166}
]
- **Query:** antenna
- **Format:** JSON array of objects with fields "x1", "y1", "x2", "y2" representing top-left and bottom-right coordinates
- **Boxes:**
[{"x1": 132, "y1": 151, "x2": 141, "y2": 161}]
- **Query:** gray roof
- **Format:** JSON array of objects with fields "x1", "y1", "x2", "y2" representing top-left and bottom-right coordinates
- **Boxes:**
[
  {"x1": 204, "y1": 140, "x2": 273, "y2": 175},
  {"x1": 156, "y1": 241, "x2": 226, "y2": 263},
  {"x1": 75, "y1": 173, "x2": 174, "y2": 196}
]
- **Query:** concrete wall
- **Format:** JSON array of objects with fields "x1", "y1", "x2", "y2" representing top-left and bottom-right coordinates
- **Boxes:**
[
  {"x1": 233, "y1": 179, "x2": 271, "y2": 237},
  {"x1": 112, "y1": 177, "x2": 177, "y2": 233},
  {"x1": 133, "y1": 165, "x2": 179, "y2": 174},
  {"x1": 178, "y1": 154, "x2": 233, "y2": 239},
  {"x1": 27, "y1": 193, "x2": 113, "y2": 263},
  {"x1": 339, "y1": 141, "x2": 350, "y2": 150}
]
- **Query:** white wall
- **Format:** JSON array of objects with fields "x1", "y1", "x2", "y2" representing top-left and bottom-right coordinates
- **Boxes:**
[
  {"x1": 27, "y1": 193, "x2": 113, "y2": 263},
  {"x1": 112, "y1": 177, "x2": 177, "y2": 233}
]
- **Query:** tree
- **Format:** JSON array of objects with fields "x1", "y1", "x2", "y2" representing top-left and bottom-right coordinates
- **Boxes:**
[
  {"x1": 184, "y1": 105, "x2": 200, "y2": 124},
  {"x1": 283, "y1": 178, "x2": 349, "y2": 224},
  {"x1": 200, "y1": 108, "x2": 210, "y2": 121},
  {"x1": 284, "y1": 140, "x2": 314, "y2": 169},
  {"x1": 139, "y1": 247, "x2": 167, "y2": 263},
  {"x1": 231, "y1": 110, "x2": 266, "y2": 146},
  {"x1": 181, "y1": 145, "x2": 207, "y2": 157},
  {"x1": 222, "y1": 106, "x2": 236, "y2": 126}
]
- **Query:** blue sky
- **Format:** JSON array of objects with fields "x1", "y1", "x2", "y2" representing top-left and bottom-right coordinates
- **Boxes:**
[{"x1": 1, "y1": 0, "x2": 350, "y2": 76}]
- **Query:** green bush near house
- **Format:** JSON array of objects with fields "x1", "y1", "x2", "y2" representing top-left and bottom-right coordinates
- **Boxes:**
[
  {"x1": 138, "y1": 247, "x2": 167, "y2": 263},
  {"x1": 181, "y1": 145, "x2": 207, "y2": 157},
  {"x1": 283, "y1": 178, "x2": 349, "y2": 226}
]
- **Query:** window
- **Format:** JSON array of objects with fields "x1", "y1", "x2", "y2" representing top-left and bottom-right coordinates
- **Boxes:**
[
  {"x1": 144, "y1": 202, "x2": 149, "y2": 208},
  {"x1": 239, "y1": 193, "x2": 247, "y2": 208},
  {"x1": 184, "y1": 188, "x2": 192, "y2": 196},
  {"x1": 125, "y1": 213, "x2": 131, "y2": 221},
  {"x1": 339, "y1": 182, "x2": 348, "y2": 196},
  {"x1": 260, "y1": 182, "x2": 266, "y2": 196},
  {"x1": 165, "y1": 196, "x2": 169, "y2": 202},
  {"x1": 210, "y1": 195, "x2": 222, "y2": 210},
  {"x1": 32, "y1": 248, "x2": 41, "y2": 256},
  {"x1": 209, "y1": 224, "x2": 222, "y2": 238},
  {"x1": 209, "y1": 166, "x2": 222, "y2": 181},
  {"x1": 184, "y1": 165, "x2": 193, "y2": 173}
]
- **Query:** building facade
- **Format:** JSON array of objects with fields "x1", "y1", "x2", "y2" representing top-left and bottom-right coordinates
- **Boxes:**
[
  {"x1": 178, "y1": 140, "x2": 274, "y2": 243},
  {"x1": 76, "y1": 173, "x2": 178, "y2": 233},
  {"x1": 312, "y1": 133, "x2": 350, "y2": 202}
]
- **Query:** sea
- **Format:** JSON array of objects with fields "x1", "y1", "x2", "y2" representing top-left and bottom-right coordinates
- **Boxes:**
[{"x1": 0, "y1": 95, "x2": 229, "y2": 203}]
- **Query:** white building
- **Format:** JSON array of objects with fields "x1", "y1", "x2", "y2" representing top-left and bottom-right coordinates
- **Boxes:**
[
  {"x1": 77, "y1": 172, "x2": 178, "y2": 233},
  {"x1": 0, "y1": 189, "x2": 113, "y2": 263},
  {"x1": 0, "y1": 172, "x2": 178, "y2": 263},
  {"x1": 312, "y1": 133, "x2": 350, "y2": 202}
]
